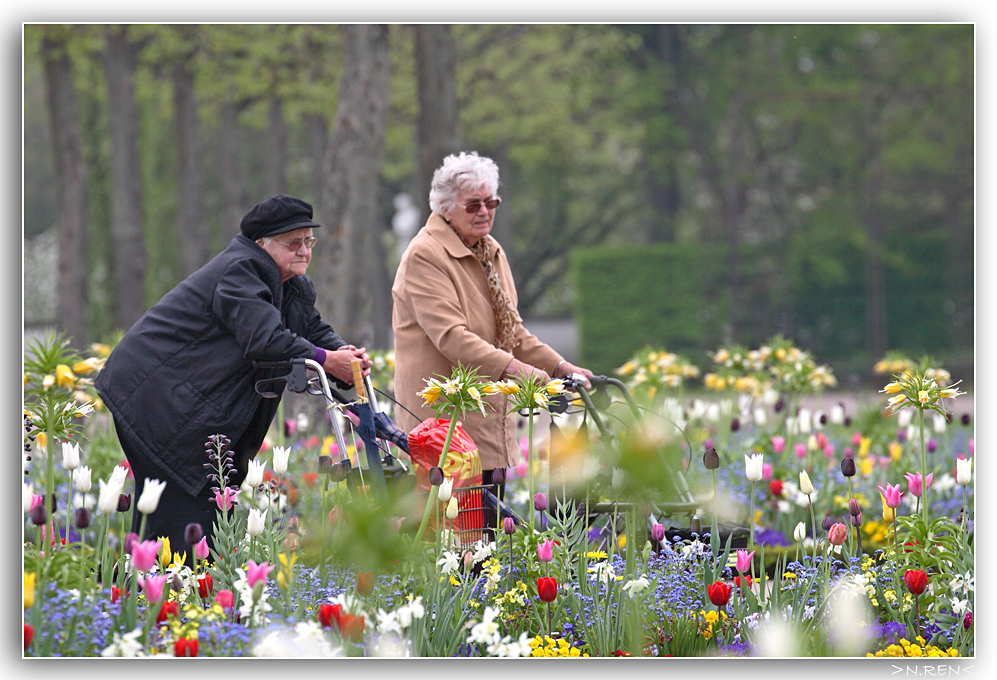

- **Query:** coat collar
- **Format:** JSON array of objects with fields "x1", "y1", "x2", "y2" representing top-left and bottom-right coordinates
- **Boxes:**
[{"x1": 425, "y1": 212, "x2": 501, "y2": 263}]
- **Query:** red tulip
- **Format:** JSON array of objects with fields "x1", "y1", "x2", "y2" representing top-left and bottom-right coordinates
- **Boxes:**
[
  {"x1": 340, "y1": 613, "x2": 365, "y2": 642},
  {"x1": 158, "y1": 600, "x2": 178, "y2": 624},
  {"x1": 174, "y1": 637, "x2": 198, "y2": 657},
  {"x1": 356, "y1": 572, "x2": 374, "y2": 597},
  {"x1": 303, "y1": 472, "x2": 318, "y2": 487},
  {"x1": 319, "y1": 603, "x2": 342, "y2": 629},
  {"x1": 734, "y1": 575, "x2": 753, "y2": 592},
  {"x1": 769, "y1": 479, "x2": 783, "y2": 497},
  {"x1": 111, "y1": 587, "x2": 121, "y2": 604},
  {"x1": 213, "y1": 589, "x2": 234, "y2": 610},
  {"x1": 197, "y1": 573, "x2": 213, "y2": 598},
  {"x1": 904, "y1": 569, "x2": 928, "y2": 596},
  {"x1": 24, "y1": 624, "x2": 33, "y2": 650},
  {"x1": 537, "y1": 577, "x2": 558, "y2": 603},
  {"x1": 707, "y1": 581, "x2": 732, "y2": 607}
]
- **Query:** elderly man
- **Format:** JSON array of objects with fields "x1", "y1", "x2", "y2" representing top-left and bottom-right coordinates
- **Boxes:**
[{"x1": 95, "y1": 194, "x2": 371, "y2": 554}]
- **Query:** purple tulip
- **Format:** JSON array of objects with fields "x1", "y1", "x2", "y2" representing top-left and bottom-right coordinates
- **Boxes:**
[
  {"x1": 123, "y1": 532, "x2": 140, "y2": 555},
  {"x1": 927, "y1": 439, "x2": 937, "y2": 453},
  {"x1": 848, "y1": 499, "x2": 861, "y2": 517},
  {"x1": 897, "y1": 429, "x2": 908, "y2": 443},
  {"x1": 851, "y1": 511, "x2": 863, "y2": 527},
  {"x1": 651, "y1": 523, "x2": 666, "y2": 543},
  {"x1": 841, "y1": 458, "x2": 856, "y2": 477},
  {"x1": 74, "y1": 507, "x2": 91, "y2": 529},
  {"x1": 537, "y1": 539, "x2": 554, "y2": 563},
  {"x1": 534, "y1": 493, "x2": 549, "y2": 512},
  {"x1": 822, "y1": 515, "x2": 834, "y2": 532},
  {"x1": 503, "y1": 517, "x2": 516, "y2": 535},
  {"x1": 491, "y1": 468, "x2": 506, "y2": 486}
]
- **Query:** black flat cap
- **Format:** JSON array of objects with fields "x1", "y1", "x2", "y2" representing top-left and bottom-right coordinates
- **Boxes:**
[{"x1": 240, "y1": 194, "x2": 321, "y2": 240}]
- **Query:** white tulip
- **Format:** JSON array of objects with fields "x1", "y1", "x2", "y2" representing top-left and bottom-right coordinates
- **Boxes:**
[
  {"x1": 797, "y1": 409, "x2": 812, "y2": 434},
  {"x1": 438, "y1": 477, "x2": 453, "y2": 503},
  {"x1": 445, "y1": 496, "x2": 459, "y2": 520},
  {"x1": 61, "y1": 441, "x2": 81, "y2": 471},
  {"x1": 73, "y1": 465, "x2": 92, "y2": 493},
  {"x1": 933, "y1": 413, "x2": 947, "y2": 434},
  {"x1": 956, "y1": 457, "x2": 973, "y2": 486},
  {"x1": 109, "y1": 465, "x2": 129, "y2": 490},
  {"x1": 745, "y1": 453, "x2": 764, "y2": 482},
  {"x1": 272, "y1": 446, "x2": 290, "y2": 476},
  {"x1": 247, "y1": 508, "x2": 268, "y2": 536},
  {"x1": 793, "y1": 521, "x2": 807, "y2": 542},
  {"x1": 799, "y1": 470, "x2": 814, "y2": 496},
  {"x1": 830, "y1": 404, "x2": 845, "y2": 425},
  {"x1": 137, "y1": 478, "x2": 167, "y2": 514},
  {"x1": 96, "y1": 478, "x2": 121, "y2": 514},
  {"x1": 898, "y1": 409, "x2": 913, "y2": 428},
  {"x1": 753, "y1": 407, "x2": 768, "y2": 427},
  {"x1": 23, "y1": 483, "x2": 34, "y2": 513},
  {"x1": 245, "y1": 459, "x2": 266, "y2": 488}
]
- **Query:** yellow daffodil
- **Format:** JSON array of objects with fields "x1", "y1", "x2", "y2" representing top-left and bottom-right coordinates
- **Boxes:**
[
  {"x1": 24, "y1": 572, "x2": 36, "y2": 609},
  {"x1": 55, "y1": 364, "x2": 77, "y2": 389}
]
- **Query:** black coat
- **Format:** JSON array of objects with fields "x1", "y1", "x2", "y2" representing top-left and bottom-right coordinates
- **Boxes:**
[{"x1": 95, "y1": 234, "x2": 345, "y2": 497}]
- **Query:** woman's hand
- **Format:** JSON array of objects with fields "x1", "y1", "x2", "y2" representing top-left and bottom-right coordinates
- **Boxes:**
[
  {"x1": 322, "y1": 345, "x2": 372, "y2": 384},
  {"x1": 501, "y1": 357, "x2": 550, "y2": 383},
  {"x1": 554, "y1": 360, "x2": 594, "y2": 390}
]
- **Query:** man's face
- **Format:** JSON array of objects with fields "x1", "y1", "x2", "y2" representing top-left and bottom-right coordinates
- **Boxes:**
[{"x1": 258, "y1": 227, "x2": 315, "y2": 281}]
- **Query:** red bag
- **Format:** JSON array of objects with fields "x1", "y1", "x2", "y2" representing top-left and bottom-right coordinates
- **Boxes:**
[{"x1": 408, "y1": 418, "x2": 484, "y2": 544}]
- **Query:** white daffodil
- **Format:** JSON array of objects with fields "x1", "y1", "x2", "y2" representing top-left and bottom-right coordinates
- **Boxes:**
[
  {"x1": 467, "y1": 607, "x2": 501, "y2": 645},
  {"x1": 136, "y1": 478, "x2": 167, "y2": 514},
  {"x1": 471, "y1": 540, "x2": 495, "y2": 564},
  {"x1": 61, "y1": 441, "x2": 81, "y2": 471},
  {"x1": 437, "y1": 550, "x2": 459, "y2": 575},
  {"x1": 272, "y1": 446, "x2": 290, "y2": 476},
  {"x1": 622, "y1": 575, "x2": 651, "y2": 597},
  {"x1": 376, "y1": 608, "x2": 403, "y2": 636}
]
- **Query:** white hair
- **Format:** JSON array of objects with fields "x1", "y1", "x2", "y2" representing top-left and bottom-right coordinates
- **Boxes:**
[{"x1": 428, "y1": 151, "x2": 500, "y2": 216}]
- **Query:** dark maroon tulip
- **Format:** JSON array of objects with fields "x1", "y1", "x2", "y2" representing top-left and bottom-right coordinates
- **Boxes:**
[
  {"x1": 848, "y1": 499, "x2": 861, "y2": 517},
  {"x1": 117, "y1": 494, "x2": 131, "y2": 513},
  {"x1": 844, "y1": 416, "x2": 852, "y2": 427},
  {"x1": 29, "y1": 504, "x2": 47, "y2": 526},
  {"x1": 330, "y1": 462, "x2": 347, "y2": 482},
  {"x1": 49, "y1": 493, "x2": 58, "y2": 513},
  {"x1": 729, "y1": 417, "x2": 740, "y2": 432},
  {"x1": 961, "y1": 414, "x2": 971, "y2": 426},
  {"x1": 503, "y1": 517, "x2": 516, "y2": 535},
  {"x1": 184, "y1": 522, "x2": 204, "y2": 546},
  {"x1": 774, "y1": 399, "x2": 785, "y2": 413},
  {"x1": 428, "y1": 466, "x2": 444, "y2": 486},
  {"x1": 819, "y1": 413, "x2": 828, "y2": 425},
  {"x1": 491, "y1": 468, "x2": 506, "y2": 486},
  {"x1": 318, "y1": 455, "x2": 333, "y2": 474},
  {"x1": 75, "y1": 507, "x2": 91, "y2": 529},
  {"x1": 703, "y1": 447, "x2": 720, "y2": 470},
  {"x1": 841, "y1": 458, "x2": 856, "y2": 477}
]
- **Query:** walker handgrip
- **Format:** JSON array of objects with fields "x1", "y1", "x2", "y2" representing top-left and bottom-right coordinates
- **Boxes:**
[{"x1": 351, "y1": 359, "x2": 367, "y2": 399}]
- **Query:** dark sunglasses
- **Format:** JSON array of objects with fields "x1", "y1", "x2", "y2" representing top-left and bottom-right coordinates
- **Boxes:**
[{"x1": 461, "y1": 197, "x2": 501, "y2": 213}]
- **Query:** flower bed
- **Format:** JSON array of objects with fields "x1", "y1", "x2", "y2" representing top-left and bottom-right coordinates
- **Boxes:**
[{"x1": 23, "y1": 336, "x2": 974, "y2": 657}]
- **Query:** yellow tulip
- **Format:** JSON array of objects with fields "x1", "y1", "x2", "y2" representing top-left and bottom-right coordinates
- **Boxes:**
[
  {"x1": 881, "y1": 494, "x2": 895, "y2": 523},
  {"x1": 24, "y1": 572, "x2": 36, "y2": 609},
  {"x1": 55, "y1": 364, "x2": 76, "y2": 389},
  {"x1": 858, "y1": 457, "x2": 875, "y2": 477},
  {"x1": 160, "y1": 536, "x2": 172, "y2": 567},
  {"x1": 858, "y1": 437, "x2": 871, "y2": 458},
  {"x1": 888, "y1": 441, "x2": 903, "y2": 463}
]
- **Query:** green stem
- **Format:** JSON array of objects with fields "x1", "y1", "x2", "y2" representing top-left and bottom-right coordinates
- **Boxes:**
[
  {"x1": 749, "y1": 481, "x2": 755, "y2": 553},
  {"x1": 807, "y1": 494, "x2": 818, "y2": 564},
  {"x1": 66, "y1": 473, "x2": 73, "y2": 553},
  {"x1": 413, "y1": 416, "x2": 460, "y2": 546},
  {"x1": 528, "y1": 408, "x2": 535, "y2": 535},
  {"x1": 918, "y1": 408, "x2": 928, "y2": 524}
]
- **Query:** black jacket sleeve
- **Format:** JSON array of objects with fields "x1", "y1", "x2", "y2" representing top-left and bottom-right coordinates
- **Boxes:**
[{"x1": 211, "y1": 258, "x2": 316, "y2": 361}]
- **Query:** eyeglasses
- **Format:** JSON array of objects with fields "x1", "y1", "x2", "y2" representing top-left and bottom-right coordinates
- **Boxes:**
[
  {"x1": 272, "y1": 236, "x2": 318, "y2": 252},
  {"x1": 461, "y1": 197, "x2": 501, "y2": 214}
]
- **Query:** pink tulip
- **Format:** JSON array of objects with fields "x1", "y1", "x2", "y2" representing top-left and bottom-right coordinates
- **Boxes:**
[
  {"x1": 213, "y1": 487, "x2": 241, "y2": 511},
  {"x1": 194, "y1": 536, "x2": 210, "y2": 561},
  {"x1": 771, "y1": 437, "x2": 785, "y2": 454},
  {"x1": 878, "y1": 456, "x2": 891, "y2": 469},
  {"x1": 735, "y1": 549, "x2": 755, "y2": 574},
  {"x1": 969, "y1": 440, "x2": 974, "y2": 456},
  {"x1": 816, "y1": 433, "x2": 828, "y2": 450},
  {"x1": 140, "y1": 574, "x2": 168, "y2": 603},
  {"x1": 904, "y1": 472, "x2": 933, "y2": 498},
  {"x1": 31, "y1": 494, "x2": 44, "y2": 509},
  {"x1": 827, "y1": 523, "x2": 848, "y2": 546},
  {"x1": 537, "y1": 539, "x2": 554, "y2": 563},
  {"x1": 515, "y1": 461, "x2": 528, "y2": 478},
  {"x1": 824, "y1": 444, "x2": 835, "y2": 459},
  {"x1": 877, "y1": 482, "x2": 904, "y2": 509},
  {"x1": 214, "y1": 589, "x2": 234, "y2": 610},
  {"x1": 762, "y1": 463, "x2": 773, "y2": 480},
  {"x1": 246, "y1": 559, "x2": 274, "y2": 588},
  {"x1": 843, "y1": 447, "x2": 854, "y2": 458},
  {"x1": 131, "y1": 539, "x2": 162, "y2": 573},
  {"x1": 851, "y1": 432, "x2": 862, "y2": 446},
  {"x1": 794, "y1": 443, "x2": 807, "y2": 459}
]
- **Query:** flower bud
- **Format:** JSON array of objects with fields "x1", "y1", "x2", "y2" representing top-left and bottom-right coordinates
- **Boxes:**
[
  {"x1": 490, "y1": 468, "x2": 506, "y2": 486},
  {"x1": 690, "y1": 517, "x2": 702, "y2": 534},
  {"x1": 848, "y1": 499, "x2": 861, "y2": 517},
  {"x1": 961, "y1": 414, "x2": 971, "y2": 426},
  {"x1": 117, "y1": 493, "x2": 131, "y2": 513},
  {"x1": 318, "y1": 455, "x2": 333, "y2": 475},
  {"x1": 428, "y1": 466, "x2": 444, "y2": 487},
  {"x1": 827, "y1": 522, "x2": 848, "y2": 545},
  {"x1": 729, "y1": 417, "x2": 740, "y2": 432},
  {"x1": 503, "y1": 517, "x2": 516, "y2": 535},
  {"x1": 29, "y1": 504, "x2": 48, "y2": 526},
  {"x1": 123, "y1": 532, "x2": 140, "y2": 555},
  {"x1": 851, "y1": 511, "x2": 863, "y2": 527},
  {"x1": 172, "y1": 572, "x2": 184, "y2": 593},
  {"x1": 927, "y1": 439, "x2": 937, "y2": 453},
  {"x1": 703, "y1": 447, "x2": 720, "y2": 470},
  {"x1": 184, "y1": 522, "x2": 204, "y2": 547},
  {"x1": 534, "y1": 493, "x2": 548, "y2": 512},
  {"x1": 844, "y1": 416, "x2": 852, "y2": 427},
  {"x1": 964, "y1": 611, "x2": 973, "y2": 630},
  {"x1": 75, "y1": 507, "x2": 91, "y2": 529},
  {"x1": 288, "y1": 517, "x2": 300, "y2": 534},
  {"x1": 841, "y1": 457, "x2": 856, "y2": 478},
  {"x1": 651, "y1": 523, "x2": 666, "y2": 543},
  {"x1": 822, "y1": 514, "x2": 834, "y2": 532}
]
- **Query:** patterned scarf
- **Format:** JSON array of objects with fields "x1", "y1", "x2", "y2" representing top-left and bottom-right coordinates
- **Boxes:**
[{"x1": 449, "y1": 225, "x2": 519, "y2": 352}]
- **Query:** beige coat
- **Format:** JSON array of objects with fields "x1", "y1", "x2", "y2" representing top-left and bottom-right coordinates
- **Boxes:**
[{"x1": 392, "y1": 213, "x2": 563, "y2": 470}]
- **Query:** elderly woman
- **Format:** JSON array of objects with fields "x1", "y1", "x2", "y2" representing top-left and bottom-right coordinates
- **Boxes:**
[
  {"x1": 96, "y1": 194, "x2": 371, "y2": 554},
  {"x1": 392, "y1": 151, "x2": 592, "y2": 504}
]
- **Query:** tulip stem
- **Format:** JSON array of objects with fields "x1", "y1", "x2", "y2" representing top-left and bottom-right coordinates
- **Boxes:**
[
  {"x1": 413, "y1": 416, "x2": 459, "y2": 547},
  {"x1": 807, "y1": 493, "x2": 818, "y2": 564},
  {"x1": 527, "y1": 408, "x2": 536, "y2": 535},
  {"x1": 918, "y1": 407, "x2": 928, "y2": 524},
  {"x1": 66, "y1": 472, "x2": 73, "y2": 555}
]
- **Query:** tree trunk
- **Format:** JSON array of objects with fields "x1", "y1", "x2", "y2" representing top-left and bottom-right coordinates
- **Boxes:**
[
  {"x1": 265, "y1": 99, "x2": 288, "y2": 195},
  {"x1": 414, "y1": 24, "x2": 459, "y2": 225},
  {"x1": 102, "y1": 25, "x2": 147, "y2": 331},
  {"x1": 42, "y1": 29, "x2": 89, "y2": 346},
  {"x1": 173, "y1": 38, "x2": 208, "y2": 277},
  {"x1": 219, "y1": 100, "x2": 248, "y2": 237},
  {"x1": 860, "y1": 96, "x2": 889, "y2": 361},
  {"x1": 645, "y1": 24, "x2": 682, "y2": 243},
  {"x1": 305, "y1": 113, "x2": 329, "y2": 207},
  {"x1": 316, "y1": 24, "x2": 391, "y2": 347}
]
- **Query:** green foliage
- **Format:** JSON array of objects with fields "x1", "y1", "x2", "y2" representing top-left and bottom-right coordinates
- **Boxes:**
[{"x1": 571, "y1": 242, "x2": 726, "y2": 375}]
